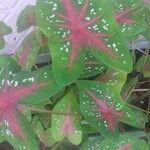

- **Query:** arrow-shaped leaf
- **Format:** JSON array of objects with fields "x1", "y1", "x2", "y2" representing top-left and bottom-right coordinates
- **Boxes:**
[
  {"x1": 0, "y1": 56, "x2": 63, "y2": 149},
  {"x1": 51, "y1": 90, "x2": 82, "y2": 145},
  {"x1": 0, "y1": 56, "x2": 39, "y2": 149},
  {"x1": 36, "y1": 0, "x2": 133, "y2": 85},
  {"x1": 77, "y1": 80, "x2": 148, "y2": 139}
]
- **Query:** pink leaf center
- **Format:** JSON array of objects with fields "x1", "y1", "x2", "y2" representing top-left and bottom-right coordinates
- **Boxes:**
[
  {"x1": 61, "y1": 115, "x2": 74, "y2": 135},
  {"x1": 119, "y1": 144, "x2": 132, "y2": 150},
  {"x1": 57, "y1": 0, "x2": 114, "y2": 67},
  {"x1": 87, "y1": 90, "x2": 124, "y2": 131}
]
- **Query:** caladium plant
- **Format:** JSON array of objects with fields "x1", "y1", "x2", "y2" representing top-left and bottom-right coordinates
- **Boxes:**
[{"x1": 0, "y1": 0, "x2": 149, "y2": 149}]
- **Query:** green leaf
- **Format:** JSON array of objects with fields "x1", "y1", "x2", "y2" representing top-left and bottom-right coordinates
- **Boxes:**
[
  {"x1": 51, "y1": 90, "x2": 82, "y2": 145},
  {"x1": 36, "y1": 0, "x2": 133, "y2": 85},
  {"x1": 136, "y1": 55, "x2": 150, "y2": 77},
  {"x1": 0, "y1": 56, "x2": 40, "y2": 149},
  {"x1": 0, "y1": 22, "x2": 12, "y2": 49},
  {"x1": 0, "y1": 58, "x2": 62, "y2": 149},
  {"x1": 80, "y1": 52, "x2": 107, "y2": 79},
  {"x1": 110, "y1": 0, "x2": 147, "y2": 41},
  {"x1": 77, "y1": 80, "x2": 148, "y2": 139},
  {"x1": 17, "y1": 5, "x2": 36, "y2": 33},
  {"x1": 16, "y1": 29, "x2": 47, "y2": 71}
]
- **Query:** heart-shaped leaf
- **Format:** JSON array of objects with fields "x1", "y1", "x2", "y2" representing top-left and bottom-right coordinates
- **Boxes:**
[
  {"x1": 77, "y1": 80, "x2": 148, "y2": 139},
  {"x1": 0, "y1": 56, "x2": 39, "y2": 149},
  {"x1": 0, "y1": 22, "x2": 12, "y2": 49},
  {"x1": 0, "y1": 56, "x2": 64, "y2": 149},
  {"x1": 17, "y1": 5, "x2": 36, "y2": 33},
  {"x1": 110, "y1": 0, "x2": 147, "y2": 41},
  {"x1": 36, "y1": 0, "x2": 133, "y2": 85},
  {"x1": 16, "y1": 29, "x2": 48, "y2": 71},
  {"x1": 51, "y1": 89, "x2": 82, "y2": 145}
]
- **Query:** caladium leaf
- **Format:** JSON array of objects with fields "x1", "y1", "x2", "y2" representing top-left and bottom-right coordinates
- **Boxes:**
[
  {"x1": 77, "y1": 80, "x2": 148, "y2": 139},
  {"x1": 96, "y1": 133, "x2": 149, "y2": 150},
  {"x1": 80, "y1": 52, "x2": 107, "y2": 79},
  {"x1": 13, "y1": 66, "x2": 63, "y2": 105},
  {"x1": 96, "y1": 68, "x2": 127, "y2": 93},
  {"x1": 51, "y1": 90, "x2": 82, "y2": 145},
  {"x1": 110, "y1": 0, "x2": 147, "y2": 41},
  {"x1": 0, "y1": 56, "x2": 39, "y2": 149},
  {"x1": 0, "y1": 22, "x2": 12, "y2": 49},
  {"x1": 17, "y1": 5, "x2": 36, "y2": 33},
  {"x1": 16, "y1": 29, "x2": 48, "y2": 71},
  {"x1": 37, "y1": 0, "x2": 133, "y2": 85},
  {"x1": 136, "y1": 55, "x2": 150, "y2": 77}
]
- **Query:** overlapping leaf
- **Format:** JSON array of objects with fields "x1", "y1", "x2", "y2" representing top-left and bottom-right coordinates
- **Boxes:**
[
  {"x1": 51, "y1": 90, "x2": 82, "y2": 145},
  {"x1": 77, "y1": 80, "x2": 148, "y2": 139},
  {"x1": 0, "y1": 56, "x2": 63, "y2": 149},
  {"x1": 36, "y1": 0, "x2": 133, "y2": 85},
  {"x1": 17, "y1": 5, "x2": 36, "y2": 33},
  {"x1": 16, "y1": 29, "x2": 47, "y2": 71},
  {"x1": 0, "y1": 55, "x2": 39, "y2": 150},
  {"x1": 0, "y1": 22, "x2": 12, "y2": 49},
  {"x1": 111, "y1": 0, "x2": 147, "y2": 41}
]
